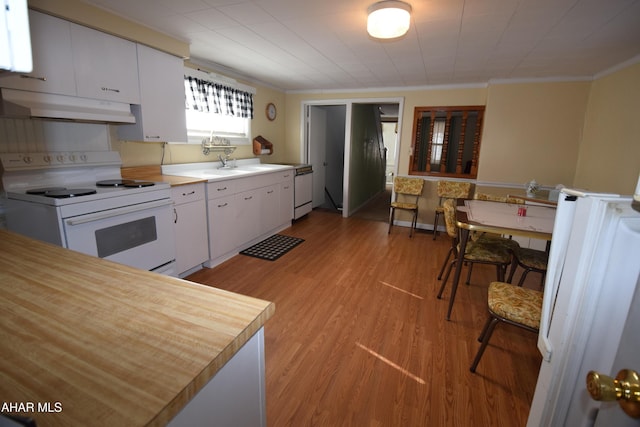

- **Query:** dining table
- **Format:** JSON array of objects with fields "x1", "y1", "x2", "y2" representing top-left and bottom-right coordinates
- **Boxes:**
[{"x1": 443, "y1": 199, "x2": 556, "y2": 320}]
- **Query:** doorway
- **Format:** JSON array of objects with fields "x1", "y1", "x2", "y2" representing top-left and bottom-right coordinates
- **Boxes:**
[
  {"x1": 304, "y1": 98, "x2": 403, "y2": 218},
  {"x1": 307, "y1": 104, "x2": 346, "y2": 211}
]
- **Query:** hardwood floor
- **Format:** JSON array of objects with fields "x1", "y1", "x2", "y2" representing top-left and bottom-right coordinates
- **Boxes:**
[{"x1": 187, "y1": 209, "x2": 543, "y2": 426}]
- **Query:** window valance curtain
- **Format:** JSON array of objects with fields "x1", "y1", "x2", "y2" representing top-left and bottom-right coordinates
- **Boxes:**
[{"x1": 184, "y1": 76, "x2": 254, "y2": 119}]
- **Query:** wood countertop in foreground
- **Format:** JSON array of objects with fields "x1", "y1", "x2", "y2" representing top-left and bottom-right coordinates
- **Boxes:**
[{"x1": 0, "y1": 230, "x2": 274, "y2": 426}]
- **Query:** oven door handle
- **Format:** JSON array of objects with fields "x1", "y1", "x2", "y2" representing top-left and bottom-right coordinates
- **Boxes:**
[{"x1": 65, "y1": 199, "x2": 173, "y2": 226}]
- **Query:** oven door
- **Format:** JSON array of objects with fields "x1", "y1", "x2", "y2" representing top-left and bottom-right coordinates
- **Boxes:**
[{"x1": 62, "y1": 199, "x2": 176, "y2": 272}]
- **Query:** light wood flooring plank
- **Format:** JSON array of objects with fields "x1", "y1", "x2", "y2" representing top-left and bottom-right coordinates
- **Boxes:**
[{"x1": 187, "y1": 209, "x2": 543, "y2": 426}]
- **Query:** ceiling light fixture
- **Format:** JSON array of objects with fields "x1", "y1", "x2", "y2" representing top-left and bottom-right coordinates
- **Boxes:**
[{"x1": 367, "y1": 0, "x2": 412, "y2": 40}]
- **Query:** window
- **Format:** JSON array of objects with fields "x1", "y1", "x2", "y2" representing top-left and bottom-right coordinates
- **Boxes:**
[
  {"x1": 184, "y1": 72, "x2": 255, "y2": 145},
  {"x1": 430, "y1": 119, "x2": 446, "y2": 168},
  {"x1": 409, "y1": 106, "x2": 484, "y2": 178}
]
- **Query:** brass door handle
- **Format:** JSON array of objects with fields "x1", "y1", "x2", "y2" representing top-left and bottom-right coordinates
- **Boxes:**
[{"x1": 586, "y1": 369, "x2": 640, "y2": 418}]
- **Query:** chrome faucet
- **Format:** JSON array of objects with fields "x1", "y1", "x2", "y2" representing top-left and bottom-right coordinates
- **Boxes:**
[{"x1": 218, "y1": 154, "x2": 228, "y2": 168}]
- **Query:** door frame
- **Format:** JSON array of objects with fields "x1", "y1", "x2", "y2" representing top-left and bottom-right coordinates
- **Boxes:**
[{"x1": 300, "y1": 97, "x2": 404, "y2": 218}]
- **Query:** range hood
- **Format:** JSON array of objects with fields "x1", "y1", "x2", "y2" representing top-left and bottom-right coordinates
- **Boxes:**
[{"x1": 0, "y1": 88, "x2": 136, "y2": 124}]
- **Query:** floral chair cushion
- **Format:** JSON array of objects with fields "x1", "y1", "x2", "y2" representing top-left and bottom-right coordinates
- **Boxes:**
[
  {"x1": 437, "y1": 181, "x2": 472, "y2": 199},
  {"x1": 464, "y1": 240, "x2": 511, "y2": 263},
  {"x1": 442, "y1": 198, "x2": 458, "y2": 238},
  {"x1": 474, "y1": 193, "x2": 524, "y2": 204},
  {"x1": 514, "y1": 247, "x2": 549, "y2": 270},
  {"x1": 394, "y1": 177, "x2": 424, "y2": 196},
  {"x1": 443, "y1": 199, "x2": 512, "y2": 263},
  {"x1": 476, "y1": 233, "x2": 520, "y2": 251},
  {"x1": 391, "y1": 201, "x2": 418, "y2": 209},
  {"x1": 487, "y1": 282, "x2": 543, "y2": 329}
]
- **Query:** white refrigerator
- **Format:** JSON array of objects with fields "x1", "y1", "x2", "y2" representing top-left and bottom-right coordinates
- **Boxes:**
[{"x1": 527, "y1": 189, "x2": 640, "y2": 426}]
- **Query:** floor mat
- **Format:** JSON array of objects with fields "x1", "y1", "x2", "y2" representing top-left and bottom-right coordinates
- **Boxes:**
[{"x1": 240, "y1": 234, "x2": 305, "y2": 261}]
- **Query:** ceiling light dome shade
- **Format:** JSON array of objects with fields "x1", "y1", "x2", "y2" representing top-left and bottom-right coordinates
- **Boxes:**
[{"x1": 367, "y1": 0, "x2": 412, "y2": 40}]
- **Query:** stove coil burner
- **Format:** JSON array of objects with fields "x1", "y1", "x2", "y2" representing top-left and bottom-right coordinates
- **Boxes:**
[
  {"x1": 124, "y1": 181, "x2": 155, "y2": 188},
  {"x1": 96, "y1": 179, "x2": 155, "y2": 188},
  {"x1": 44, "y1": 189, "x2": 98, "y2": 198},
  {"x1": 26, "y1": 187, "x2": 67, "y2": 195},
  {"x1": 96, "y1": 179, "x2": 135, "y2": 187}
]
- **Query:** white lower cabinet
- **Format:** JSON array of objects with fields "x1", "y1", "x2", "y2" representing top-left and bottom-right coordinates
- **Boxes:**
[
  {"x1": 236, "y1": 188, "x2": 261, "y2": 245},
  {"x1": 167, "y1": 327, "x2": 267, "y2": 427},
  {"x1": 204, "y1": 171, "x2": 294, "y2": 267},
  {"x1": 260, "y1": 184, "x2": 281, "y2": 233},
  {"x1": 207, "y1": 194, "x2": 237, "y2": 260},
  {"x1": 172, "y1": 184, "x2": 209, "y2": 276}
]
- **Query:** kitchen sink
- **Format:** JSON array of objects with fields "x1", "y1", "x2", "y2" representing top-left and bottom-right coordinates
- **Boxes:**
[
  {"x1": 240, "y1": 165, "x2": 284, "y2": 171},
  {"x1": 169, "y1": 168, "x2": 247, "y2": 179},
  {"x1": 162, "y1": 162, "x2": 294, "y2": 182},
  {"x1": 210, "y1": 168, "x2": 247, "y2": 174}
]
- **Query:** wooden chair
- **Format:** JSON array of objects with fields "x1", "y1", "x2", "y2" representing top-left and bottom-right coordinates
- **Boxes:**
[
  {"x1": 437, "y1": 199, "x2": 512, "y2": 302},
  {"x1": 470, "y1": 281, "x2": 543, "y2": 372},
  {"x1": 388, "y1": 176, "x2": 424, "y2": 237},
  {"x1": 432, "y1": 180, "x2": 472, "y2": 240}
]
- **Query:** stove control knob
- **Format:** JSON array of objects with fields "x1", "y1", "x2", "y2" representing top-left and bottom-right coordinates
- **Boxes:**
[
  {"x1": 79, "y1": 154, "x2": 88, "y2": 162},
  {"x1": 56, "y1": 155, "x2": 65, "y2": 163},
  {"x1": 23, "y1": 156, "x2": 33, "y2": 164},
  {"x1": 68, "y1": 154, "x2": 76, "y2": 162},
  {"x1": 43, "y1": 155, "x2": 51, "y2": 164}
]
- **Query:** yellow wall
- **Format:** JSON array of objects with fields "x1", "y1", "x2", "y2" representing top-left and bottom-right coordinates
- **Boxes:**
[
  {"x1": 479, "y1": 81, "x2": 590, "y2": 186},
  {"x1": 574, "y1": 62, "x2": 640, "y2": 194}
]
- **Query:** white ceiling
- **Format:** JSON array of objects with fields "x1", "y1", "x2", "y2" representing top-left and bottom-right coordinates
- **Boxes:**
[{"x1": 82, "y1": 0, "x2": 640, "y2": 92}]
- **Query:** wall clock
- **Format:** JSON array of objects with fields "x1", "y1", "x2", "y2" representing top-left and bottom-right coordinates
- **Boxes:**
[{"x1": 266, "y1": 102, "x2": 277, "y2": 121}]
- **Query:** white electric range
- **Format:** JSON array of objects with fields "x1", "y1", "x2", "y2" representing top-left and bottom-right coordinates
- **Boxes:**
[{"x1": 1, "y1": 151, "x2": 176, "y2": 275}]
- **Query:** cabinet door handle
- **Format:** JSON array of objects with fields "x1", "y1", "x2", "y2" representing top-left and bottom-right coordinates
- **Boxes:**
[
  {"x1": 101, "y1": 87, "x2": 121, "y2": 93},
  {"x1": 217, "y1": 202, "x2": 228, "y2": 208},
  {"x1": 173, "y1": 207, "x2": 178, "y2": 224},
  {"x1": 20, "y1": 74, "x2": 47, "y2": 81},
  {"x1": 217, "y1": 187, "x2": 227, "y2": 191},
  {"x1": 182, "y1": 190, "x2": 196, "y2": 196},
  {"x1": 267, "y1": 190, "x2": 274, "y2": 194},
  {"x1": 244, "y1": 196, "x2": 253, "y2": 200},
  {"x1": 146, "y1": 135, "x2": 161, "y2": 140}
]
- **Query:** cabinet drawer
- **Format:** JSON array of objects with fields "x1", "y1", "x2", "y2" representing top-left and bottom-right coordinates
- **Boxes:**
[
  {"x1": 171, "y1": 183, "x2": 205, "y2": 205},
  {"x1": 236, "y1": 175, "x2": 265, "y2": 193},
  {"x1": 277, "y1": 170, "x2": 294, "y2": 182},
  {"x1": 207, "y1": 179, "x2": 238, "y2": 199}
]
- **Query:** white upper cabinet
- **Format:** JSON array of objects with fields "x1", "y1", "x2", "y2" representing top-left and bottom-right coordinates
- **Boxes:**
[
  {"x1": 118, "y1": 44, "x2": 187, "y2": 142},
  {"x1": 70, "y1": 23, "x2": 140, "y2": 104},
  {"x1": 1, "y1": 11, "x2": 140, "y2": 105},
  {"x1": 0, "y1": 10, "x2": 76, "y2": 95}
]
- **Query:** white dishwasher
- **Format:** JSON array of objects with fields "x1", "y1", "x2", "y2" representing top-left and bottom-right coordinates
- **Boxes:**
[{"x1": 293, "y1": 165, "x2": 313, "y2": 219}]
